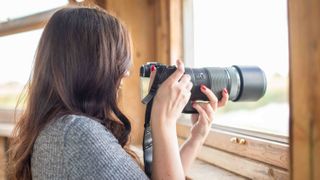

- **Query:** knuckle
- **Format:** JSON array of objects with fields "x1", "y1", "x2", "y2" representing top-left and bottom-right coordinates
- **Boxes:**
[
  {"x1": 186, "y1": 92, "x2": 191, "y2": 99},
  {"x1": 183, "y1": 74, "x2": 191, "y2": 80},
  {"x1": 169, "y1": 83, "x2": 176, "y2": 90},
  {"x1": 213, "y1": 96, "x2": 218, "y2": 103},
  {"x1": 177, "y1": 67, "x2": 185, "y2": 74}
]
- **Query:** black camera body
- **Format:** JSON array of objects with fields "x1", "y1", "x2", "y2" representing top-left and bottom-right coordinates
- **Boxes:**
[{"x1": 140, "y1": 62, "x2": 267, "y2": 113}]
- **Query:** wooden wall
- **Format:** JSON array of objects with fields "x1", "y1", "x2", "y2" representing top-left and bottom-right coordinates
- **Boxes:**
[
  {"x1": 105, "y1": 0, "x2": 156, "y2": 145},
  {"x1": 288, "y1": 0, "x2": 320, "y2": 179},
  {"x1": 105, "y1": 0, "x2": 182, "y2": 144}
]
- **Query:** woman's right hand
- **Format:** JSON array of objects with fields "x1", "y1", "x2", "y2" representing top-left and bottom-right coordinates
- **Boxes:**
[{"x1": 150, "y1": 60, "x2": 193, "y2": 129}]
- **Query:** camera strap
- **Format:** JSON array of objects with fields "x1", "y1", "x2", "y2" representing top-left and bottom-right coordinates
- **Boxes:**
[{"x1": 141, "y1": 69, "x2": 164, "y2": 178}]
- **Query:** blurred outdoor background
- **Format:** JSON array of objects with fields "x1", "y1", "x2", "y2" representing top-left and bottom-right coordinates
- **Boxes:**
[{"x1": 0, "y1": 0, "x2": 289, "y2": 137}]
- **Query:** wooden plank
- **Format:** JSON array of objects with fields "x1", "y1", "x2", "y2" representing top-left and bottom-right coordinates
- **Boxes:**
[
  {"x1": 288, "y1": 0, "x2": 320, "y2": 179},
  {"x1": 198, "y1": 144, "x2": 289, "y2": 180},
  {"x1": 169, "y1": 0, "x2": 183, "y2": 64},
  {"x1": 107, "y1": 0, "x2": 183, "y2": 144},
  {"x1": 155, "y1": 0, "x2": 170, "y2": 63},
  {"x1": 0, "y1": 8, "x2": 58, "y2": 37},
  {"x1": 132, "y1": 144, "x2": 245, "y2": 179},
  {"x1": 0, "y1": 124, "x2": 14, "y2": 137},
  {"x1": 106, "y1": 0, "x2": 161, "y2": 144},
  {"x1": 177, "y1": 123, "x2": 289, "y2": 169},
  {"x1": 0, "y1": 109, "x2": 21, "y2": 124},
  {"x1": 0, "y1": 138, "x2": 7, "y2": 180},
  {"x1": 155, "y1": 0, "x2": 183, "y2": 64},
  {"x1": 178, "y1": 138, "x2": 289, "y2": 179},
  {"x1": 187, "y1": 159, "x2": 246, "y2": 180},
  {"x1": 187, "y1": 159, "x2": 247, "y2": 180}
]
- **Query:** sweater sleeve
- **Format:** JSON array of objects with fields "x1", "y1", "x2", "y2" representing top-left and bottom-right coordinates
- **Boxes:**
[{"x1": 63, "y1": 116, "x2": 149, "y2": 180}]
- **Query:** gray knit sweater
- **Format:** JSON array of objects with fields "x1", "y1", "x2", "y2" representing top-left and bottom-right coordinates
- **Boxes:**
[{"x1": 31, "y1": 115, "x2": 148, "y2": 180}]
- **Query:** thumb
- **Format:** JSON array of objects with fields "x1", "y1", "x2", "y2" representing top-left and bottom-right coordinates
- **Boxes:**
[{"x1": 148, "y1": 65, "x2": 157, "y2": 91}]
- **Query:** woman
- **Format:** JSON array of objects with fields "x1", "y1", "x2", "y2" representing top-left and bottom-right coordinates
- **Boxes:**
[{"x1": 9, "y1": 6, "x2": 228, "y2": 180}]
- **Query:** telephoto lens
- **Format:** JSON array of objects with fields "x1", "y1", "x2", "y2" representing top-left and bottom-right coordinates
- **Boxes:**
[{"x1": 140, "y1": 62, "x2": 267, "y2": 113}]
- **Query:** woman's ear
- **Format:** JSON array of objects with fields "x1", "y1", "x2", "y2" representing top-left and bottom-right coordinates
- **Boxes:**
[{"x1": 124, "y1": 70, "x2": 130, "y2": 77}]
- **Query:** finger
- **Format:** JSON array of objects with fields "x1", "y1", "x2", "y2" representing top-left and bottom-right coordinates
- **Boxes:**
[
  {"x1": 185, "y1": 82, "x2": 193, "y2": 91},
  {"x1": 200, "y1": 85, "x2": 218, "y2": 111},
  {"x1": 218, "y1": 88, "x2": 229, "y2": 107},
  {"x1": 179, "y1": 74, "x2": 191, "y2": 86},
  {"x1": 167, "y1": 59, "x2": 185, "y2": 83},
  {"x1": 180, "y1": 89, "x2": 192, "y2": 103},
  {"x1": 192, "y1": 103, "x2": 209, "y2": 120},
  {"x1": 148, "y1": 65, "x2": 157, "y2": 91},
  {"x1": 191, "y1": 113, "x2": 199, "y2": 124},
  {"x1": 197, "y1": 102, "x2": 215, "y2": 121}
]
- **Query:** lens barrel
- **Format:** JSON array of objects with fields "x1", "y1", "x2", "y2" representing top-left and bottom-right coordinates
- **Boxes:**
[
  {"x1": 140, "y1": 63, "x2": 267, "y2": 113},
  {"x1": 232, "y1": 65, "x2": 267, "y2": 101}
]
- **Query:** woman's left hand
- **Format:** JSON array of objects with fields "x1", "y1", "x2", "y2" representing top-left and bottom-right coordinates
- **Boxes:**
[{"x1": 190, "y1": 85, "x2": 229, "y2": 143}]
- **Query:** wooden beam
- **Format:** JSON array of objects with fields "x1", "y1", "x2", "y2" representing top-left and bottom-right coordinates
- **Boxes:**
[
  {"x1": 106, "y1": 0, "x2": 158, "y2": 144},
  {"x1": 0, "y1": 109, "x2": 22, "y2": 124},
  {"x1": 169, "y1": 0, "x2": 183, "y2": 64},
  {"x1": 177, "y1": 123, "x2": 289, "y2": 170},
  {"x1": 0, "y1": 9, "x2": 58, "y2": 37},
  {"x1": 178, "y1": 138, "x2": 289, "y2": 179},
  {"x1": 0, "y1": 138, "x2": 7, "y2": 180},
  {"x1": 131, "y1": 144, "x2": 244, "y2": 179},
  {"x1": 155, "y1": 0, "x2": 170, "y2": 63},
  {"x1": 0, "y1": 124, "x2": 14, "y2": 137},
  {"x1": 288, "y1": 0, "x2": 320, "y2": 179},
  {"x1": 155, "y1": 0, "x2": 183, "y2": 64},
  {"x1": 186, "y1": 159, "x2": 245, "y2": 180}
]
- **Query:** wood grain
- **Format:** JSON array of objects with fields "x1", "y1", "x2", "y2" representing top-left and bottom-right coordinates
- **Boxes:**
[
  {"x1": 155, "y1": 0, "x2": 170, "y2": 63},
  {"x1": 0, "y1": 9, "x2": 57, "y2": 37},
  {"x1": 0, "y1": 110, "x2": 21, "y2": 124},
  {"x1": 0, "y1": 124, "x2": 14, "y2": 137},
  {"x1": 177, "y1": 123, "x2": 289, "y2": 169},
  {"x1": 187, "y1": 159, "x2": 246, "y2": 180},
  {"x1": 288, "y1": 0, "x2": 320, "y2": 179},
  {"x1": 106, "y1": 0, "x2": 158, "y2": 144},
  {"x1": 178, "y1": 138, "x2": 289, "y2": 179},
  {"x1": 155, "y1": 0, "x2": 183, "y2": 64},
  {"x1": 169, "y1": 0, "x2": 183, "y2": 64},
  {"x1": 0, "y1": 138, "x2": 7, "y2": 180},
  {"x1": 107, "y1": 0, "x2": 182, "y2": 144}
]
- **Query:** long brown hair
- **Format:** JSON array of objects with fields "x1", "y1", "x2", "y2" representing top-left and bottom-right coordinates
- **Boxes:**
[{"x1": 8, "y1": 6, "x2": 138, "y2": 180}]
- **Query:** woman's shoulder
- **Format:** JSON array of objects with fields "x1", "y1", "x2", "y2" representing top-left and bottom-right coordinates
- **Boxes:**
[
  {"x1": 35, "y1": 114, "x2": 118, "y2": 148},
  {"x1": 32, "y1": 115, "x2": 148, "y2": 179}
]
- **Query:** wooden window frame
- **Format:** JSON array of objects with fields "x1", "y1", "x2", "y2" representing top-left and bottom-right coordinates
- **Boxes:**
[
  {"x1": 0, "y1": 8, "x2": 58, "y2": 37},
  {"x1": 0, "y1": 0, "x2": 109, "y2": 37},
  {"x1": 179, "y1": 0, "x2": 290, "y2": 178},
  {"x1": 177, "y1": 122, "x2": 289, "y2": 178}
]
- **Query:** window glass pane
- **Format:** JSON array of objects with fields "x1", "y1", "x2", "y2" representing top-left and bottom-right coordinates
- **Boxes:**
[
  {"x1": 0, "y1": 29, "x2": 43, "y2": 109},
  {"x1": 185, "y1": 0, "x2": 289, "y2": 136},
  {"x1": 0, "y1": 0, "x2": 67, "y2": 22}
]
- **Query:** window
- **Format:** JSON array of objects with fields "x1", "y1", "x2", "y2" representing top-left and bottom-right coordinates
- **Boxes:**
[
  {"x1": 180, "y1": 0, "x2": 290, "y2": 178},
  {"x1": 0, "y1": 29, "x2": 43, "y2": 109},
  {"x1": 183, "y1": 0, "x2": 289, "y2": 137},
  {"x1": 0, "y1": 1, "x2": 68, "y2": 110}
]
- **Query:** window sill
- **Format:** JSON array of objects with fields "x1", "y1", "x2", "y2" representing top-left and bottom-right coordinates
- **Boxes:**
[{"x1": 177, "y1": 121, "x2": 289, "y2": 179}]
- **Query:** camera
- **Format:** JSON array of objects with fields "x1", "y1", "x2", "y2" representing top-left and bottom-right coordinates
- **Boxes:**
[{"x1": 140, "y1": 62, "x2": 267, "y2": 113}]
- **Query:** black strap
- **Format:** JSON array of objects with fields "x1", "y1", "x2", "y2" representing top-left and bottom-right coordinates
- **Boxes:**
[
  {"x1": 143, "y1": 100, "x2": 153, "y2": 178},
  {"x1": 142, "y1": 69, "x2": 164, "y2": 178}
]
